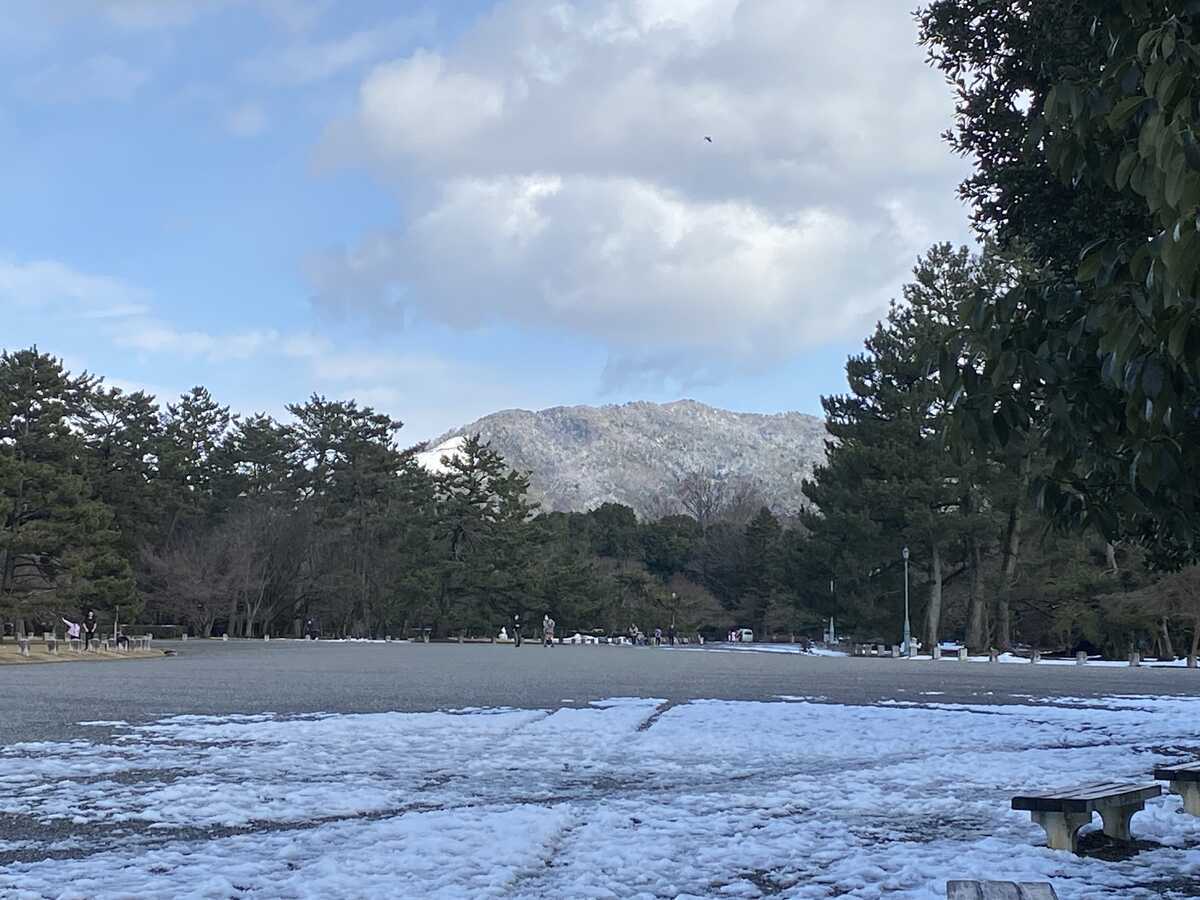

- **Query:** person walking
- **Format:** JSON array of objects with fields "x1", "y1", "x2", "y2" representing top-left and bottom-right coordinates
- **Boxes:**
[
  {"x1": 82, "y1": 611, "x2": 98, "y2": 651},
  {"x1": 512, "y1": 613, "x2": 523, "y2": 648},
  {"x1": 542, "y1": 614, "x2": 555, "y2": 647}
]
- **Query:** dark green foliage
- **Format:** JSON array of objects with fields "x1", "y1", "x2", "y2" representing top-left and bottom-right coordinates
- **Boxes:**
[
  {"x1": 0, "y1": 349, "x2": 135, "y2": 630},
  {"x1": 918, "y1": 0, "x2": 1200, "y2": 556}
]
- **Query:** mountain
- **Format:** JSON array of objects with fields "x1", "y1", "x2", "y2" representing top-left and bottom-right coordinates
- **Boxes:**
[{"x1": 416, "y1": 400, "x2": 827, "y2": 518}]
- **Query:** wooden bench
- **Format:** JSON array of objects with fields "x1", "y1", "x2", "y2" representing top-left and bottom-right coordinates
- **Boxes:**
[
  {"x1": 1155, "y1": 761, "x2": 1200, "y2": 816},
  {"x1": 948, "y1": 882, "x2": 1057, "y2": 900},
  {"x1": 1012, "y1": 782, "x2": 1161, "y2": 851}
]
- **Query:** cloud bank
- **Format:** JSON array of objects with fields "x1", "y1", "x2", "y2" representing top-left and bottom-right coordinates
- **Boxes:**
[{"x1": 310, "y1": 0, "x2": 970, "y2": 381}]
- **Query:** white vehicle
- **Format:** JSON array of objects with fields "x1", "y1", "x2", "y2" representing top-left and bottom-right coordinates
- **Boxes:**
[{"x1": 736, "y1": 628, "x2": 754, "y2": 643}]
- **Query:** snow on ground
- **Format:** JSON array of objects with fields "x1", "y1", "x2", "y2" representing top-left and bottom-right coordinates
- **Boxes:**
[
  {"x1": 675, "y1": 643, "x2": 850, "y2": 657},
  {"x1": 2, "y1": 695, "x2": 1199, "y2": 899}
]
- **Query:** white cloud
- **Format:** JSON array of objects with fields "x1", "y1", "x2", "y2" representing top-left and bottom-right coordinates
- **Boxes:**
[
  {"x1": 92, "y1": 0, "x2": 214, "y2": 29},
  {"x1": 115, "y1": 323, "x2": 284, "y2": 361},
  {"x1": 17, "y1": 54, "x2": 148, "y2": 103},
  {"x1": 225, "y1": 101, "x2": 268, "y2": 137},
  {"x1": 241, "y1": 13, "x2": 435, "y2": 86},
  {"x1": 255, "y1": 0, "x2": 331, "y2": 34},
  {"x1": 0, "y1": 258, "x2": 150, "y2": 318},
  {"x1": 313, "y1": 0, "x2": 973, "y2": 380},
  {"x1": 311, "y1": 174, "x2": 911, "y2": 362},
  {"x1": 33, "y1": 0, "x2": 329, "y2": 32}
]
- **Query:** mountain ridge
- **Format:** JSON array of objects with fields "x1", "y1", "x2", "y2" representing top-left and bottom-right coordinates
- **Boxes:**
[{"x1": 417, "y1": 399, "x2": 828, "y2": 518}]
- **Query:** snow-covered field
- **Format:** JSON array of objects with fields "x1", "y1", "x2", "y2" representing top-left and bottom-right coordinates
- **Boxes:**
[{"x1": 2, "y1": 694, "x2": 1199, "y2": 899}]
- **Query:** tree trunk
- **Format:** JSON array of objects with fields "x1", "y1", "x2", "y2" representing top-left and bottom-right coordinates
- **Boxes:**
[
  {"x1": 923, "y1": 542, "x2": 943, "y2": 652},
  {"x1": 966, "y1": 537, "x2": 986, "y2": 651},
  {"x1": 1161, "y1": 617, "x2": 1175, "y2": 660},
  {"x1": 1105, "y1": 542, "x2": 1119, "y2": 575},
  {"x1": 1192, "y1": 619, "x2": 1200, "y2": 659},
  {"x1": 996, "y1": 456, "x2": 1030, "y2": 650},
  {"x1": 226, "y1": 592, "x2": 239, "y2": 639}
]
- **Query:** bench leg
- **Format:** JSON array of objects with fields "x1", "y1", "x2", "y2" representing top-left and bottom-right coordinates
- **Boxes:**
[
  {"x1": 1030, "y1": 810, "x2": 1092, "y2": 852},
  {"x1": 1171, "y1": 781, "x2": 1200, "y2": 817},
  {"x1": 1098, "y1": 801, "x2": 1144, "y2": 841}
]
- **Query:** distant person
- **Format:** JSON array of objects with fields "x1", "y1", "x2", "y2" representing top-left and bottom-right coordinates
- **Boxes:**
[
  {"x1": 61, "y1": 616, "x2": 80, "y2": 645},
  {"x1": 82, "y1": 611, "x2": 98, "y2": 651},
  {"x1": 667, "y1": 625, "x2": 676, "y2": 646},
  {"x1": 512, "y1": 613, "x2": 523, "y2": 648},
  {"x1": 654, "y1": 627, "x2": 662, "y2": 647},
  {"x1": 542, "y1": 614, "x2": 555, "y2": 647}
]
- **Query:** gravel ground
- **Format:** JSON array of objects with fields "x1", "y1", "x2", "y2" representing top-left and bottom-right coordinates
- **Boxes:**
[{"x1": 5, "y1": 639, "x2": 1199, "y2": 745}]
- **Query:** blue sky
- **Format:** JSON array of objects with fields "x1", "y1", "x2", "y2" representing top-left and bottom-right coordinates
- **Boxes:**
[{"x1": 1, "y1": 0, "x2": 973, "y2": 441}]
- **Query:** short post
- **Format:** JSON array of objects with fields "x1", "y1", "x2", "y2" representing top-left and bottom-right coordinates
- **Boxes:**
[
  {"x1": 891, "y1": 645, "x2": 901, "y2": 658},
  {"x1": 958, "y1": 648, "x2": 968, "y2": 662},
  {"x1": 1076, "y1": 651, "x2": 1088, "y2": 666},
  {"x1": 182, "y1": 634, "x2": 188, "y2": 642},
  {"x1": 222, "y1": 634, "x2": 229, "y2": 641},
  {"x1": 18, "y1": 638, "x2": 30, "y2": 657},
  {"x1": 932, "y1": 645, "x2": 942, "y2": 661},
  {"x1": 1129, "y1": 651, "x2": 1141, "y2": 668},
  {"x1": 1031, "y1": 649, "x2": 1041, "y2": 665},
  {"x1": 264, "y1": 634, "x2": 270, "y2": 642},
  {"x1": 1189, "y1": 655, "x2": 1198, "y2": 669},
  {"x1": 458, "y1": 634, "x2": 464, "y2": 644},
  {"x1": 989, "y1": 648, "x2": 999, "y2": 664}
]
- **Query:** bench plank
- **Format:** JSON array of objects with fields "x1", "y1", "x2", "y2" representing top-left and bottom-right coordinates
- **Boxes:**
[
  {"x1": 1156, "y1": 762, "x2": 1200, "y2": 782},
  {"x1": 948, "y1": 883, "x2": 1058, "y2": 900},
  {"x1": 1012, "y1": 782, "x2": 1160, "y2": 812}
]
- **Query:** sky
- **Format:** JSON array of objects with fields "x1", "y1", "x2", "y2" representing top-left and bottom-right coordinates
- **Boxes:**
[{"x1": 0, "y1": 0, "x2": 975, "y2": 442}]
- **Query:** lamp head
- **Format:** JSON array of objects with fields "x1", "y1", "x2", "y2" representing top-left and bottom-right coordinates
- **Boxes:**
[{"x1": 902, "y1": 546, "x2": 909, "y2": 561}]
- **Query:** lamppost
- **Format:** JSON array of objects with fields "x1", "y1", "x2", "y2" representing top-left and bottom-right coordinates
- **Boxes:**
[{"x1": 902, "y1": 546, "x2": 911, "y2": 656}]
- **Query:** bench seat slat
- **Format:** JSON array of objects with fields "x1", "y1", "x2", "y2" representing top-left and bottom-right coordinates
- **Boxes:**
[
  {"x1": 948, "y1": 882, "x2": 1058, "y2": 900},
  {"x1": 1155, "y1": 762, "x2": 1200, "y2": 782},
  {"x1": 1011, "y1": 782, "x2": 1160, "y2": 812}
]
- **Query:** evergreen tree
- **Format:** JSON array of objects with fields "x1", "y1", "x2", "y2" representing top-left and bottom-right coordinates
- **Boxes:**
[
  {"x1": 804, "y1": 246, "x2": 1006, "y2": 650},
  {"x1": 432, "y1": 434, "x2": 536, "y2": 636},
  {"x1": 0, "y1": 350, "x2": 134, "y2": 630}
]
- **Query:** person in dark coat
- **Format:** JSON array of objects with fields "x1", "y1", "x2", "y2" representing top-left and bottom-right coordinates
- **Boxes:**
[{"x1": 82, "y1": 611, "x2": 99, "y2": 651}]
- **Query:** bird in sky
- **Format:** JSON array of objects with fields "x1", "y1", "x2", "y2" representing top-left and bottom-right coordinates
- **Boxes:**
[{"x1": 704, "y1": 136, "x2": 713, "y2": 142}]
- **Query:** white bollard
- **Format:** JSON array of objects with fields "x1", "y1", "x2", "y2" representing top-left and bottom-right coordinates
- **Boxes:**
[
  {"x1": 1129, "y1": 651, "x2": 1140, "y2": 667},
  {"x1": 932, "y1": 646, "x2": 942, "y2": 661},
  {"x1": 958, "y1": 648, "x2": 968, "y2": 662},
  {"x1": 1031, "y1": 650, "x2": 1041, "y2": 664},
  {"x1": 1076, "y1": 651, "x2": 1087, "y2": 666},
  {"x1": 264, "y1": 634, "x2": 270, "y2": 642}
]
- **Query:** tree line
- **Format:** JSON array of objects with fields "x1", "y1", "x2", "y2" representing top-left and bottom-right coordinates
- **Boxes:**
[{"x1": 0, "y1": 350, "x2": 826, "y2": 641}]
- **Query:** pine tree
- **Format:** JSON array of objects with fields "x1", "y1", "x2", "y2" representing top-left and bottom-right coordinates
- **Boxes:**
[
  {"x1": 803, "y1": 246, "x2": 1006, "y2": 650},
  {"x1": 432, "y1": 434, "x2": 536, "y2": 635},
  {"x1": 0, "y1": 349, "x2": 134, "y2": 631}
]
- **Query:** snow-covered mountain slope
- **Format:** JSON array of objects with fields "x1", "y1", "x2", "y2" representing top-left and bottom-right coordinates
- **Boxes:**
[{"x1": 418, "y1": 400, "x2": 827, "y2": 517}]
